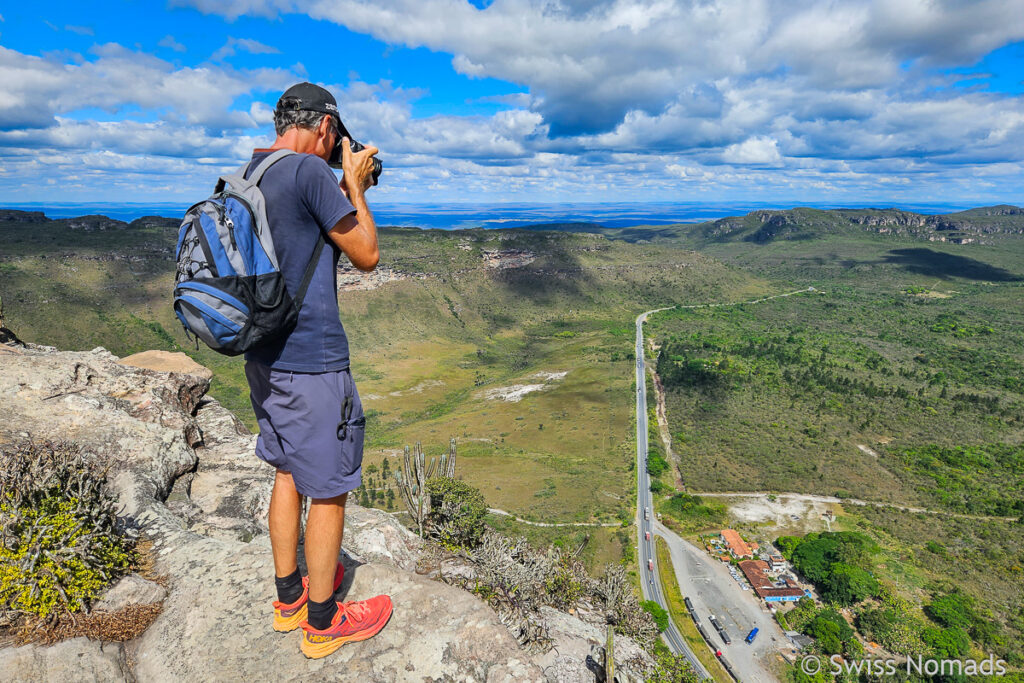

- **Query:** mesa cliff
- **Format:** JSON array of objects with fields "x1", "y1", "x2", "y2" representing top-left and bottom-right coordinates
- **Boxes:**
[{"x1": 0, "y1": 333, "x2": 651, "y2": 682}]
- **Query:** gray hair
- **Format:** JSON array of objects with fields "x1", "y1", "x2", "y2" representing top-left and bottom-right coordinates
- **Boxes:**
[{"x1": 274, "y1": 96, "x2": 330, "y2": 136}]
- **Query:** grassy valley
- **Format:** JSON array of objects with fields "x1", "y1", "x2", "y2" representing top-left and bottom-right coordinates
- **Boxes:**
[
  {"x1": 4, "y1": 205, "x2": 1024, "y2": 668},
  {"x1": 0, "y1": 210, "x2": 764, "y2": 571}
]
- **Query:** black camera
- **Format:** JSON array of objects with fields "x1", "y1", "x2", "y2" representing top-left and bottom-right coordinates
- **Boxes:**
[{"x1": 327, "y1": 131, "x2": 382, "y2": 186}]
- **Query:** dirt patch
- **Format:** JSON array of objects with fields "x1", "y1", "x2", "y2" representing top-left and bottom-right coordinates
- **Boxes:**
[{"x1": 712, "y1": 494, "x2": 840, "y2": 535}]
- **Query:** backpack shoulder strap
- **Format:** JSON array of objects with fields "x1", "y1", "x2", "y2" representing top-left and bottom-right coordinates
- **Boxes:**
[
  {"x1": 247, "y1": 148, "x2": 296, "y2": 186},
  {"x1": 215, "y1": 149, "x2": 296, "y2": 193},
  {"x1": 293, "y1": 237, "x2": 326, "y2": 312}
]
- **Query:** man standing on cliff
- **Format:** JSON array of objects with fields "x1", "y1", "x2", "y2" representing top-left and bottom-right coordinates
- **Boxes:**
[{"x1": 242, "y1": 82, "x2": 391, "y2": 659}]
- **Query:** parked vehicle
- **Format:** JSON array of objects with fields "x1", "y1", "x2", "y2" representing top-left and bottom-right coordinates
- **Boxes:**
[{"x1": 746, "y1": 628, "x2": 759, "y2": 644}]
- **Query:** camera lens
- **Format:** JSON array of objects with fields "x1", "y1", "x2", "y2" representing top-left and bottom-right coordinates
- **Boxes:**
[{"x1": 327, "y1": 135, "x2": 382, "y2": 186}]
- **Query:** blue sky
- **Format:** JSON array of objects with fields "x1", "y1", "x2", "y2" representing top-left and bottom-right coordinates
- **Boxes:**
[{"x1": 1, "y1": 1, "x2": 1024, "y2": 207}]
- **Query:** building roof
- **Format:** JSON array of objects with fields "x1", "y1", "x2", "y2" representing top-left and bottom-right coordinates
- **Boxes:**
[
  {"x1": 721, "y1": 529, "x2": 752, "y2": 557},
  {"x1": 739, "y1": 560, "x2": 806, "y2": 600}
]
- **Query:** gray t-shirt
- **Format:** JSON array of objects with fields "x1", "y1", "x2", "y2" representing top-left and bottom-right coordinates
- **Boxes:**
[{"x1": 243, "y1": 150, "x2": 355, "y2": 372}]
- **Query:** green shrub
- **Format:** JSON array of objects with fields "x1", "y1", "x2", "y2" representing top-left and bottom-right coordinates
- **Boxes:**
[
  {"x1": 662, "y1": 493, "x2": 726, "y2": 528},
  {"x1": 925, "y1": 591, "x2": 975, "y2": 630},
  {"x1": 855, "y1": 592, "x2": 928, "y2": 656},
  {"x1": 640, "y1": 599, "x2": 669, "y2": 632},
  {"x1": 647, "y1": 452, "x2": 668, "y2": 478},
  {"x1": 544, "y1": 557, "x2": 588, "y2": 610},
  {"x1": 649, "y1": 640, "x2": 701, "y2": 682},
  {"x1": 0, "y1": 441, "x2": 134, "y2": 619},
  {"x1": 425, "y1": 476, "x2": 487, "y2": 550}
]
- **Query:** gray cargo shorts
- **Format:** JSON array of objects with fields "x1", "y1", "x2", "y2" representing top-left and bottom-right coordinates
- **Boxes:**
[{"x1": 244, "y1": 361, "x2": 365, "y2": 499}]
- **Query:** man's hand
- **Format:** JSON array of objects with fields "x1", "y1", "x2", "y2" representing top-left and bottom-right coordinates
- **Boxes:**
[{"x1": 341, "y1": 137, "x2": 379, "y2": 196}]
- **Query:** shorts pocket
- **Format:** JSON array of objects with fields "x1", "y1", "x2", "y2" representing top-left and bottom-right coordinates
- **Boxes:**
[
  {"x1": 337, "y1": 370, "x2": 364, "y2": 477},
  {"x1": 338, "y1": 418, "x2": 364, "y2": 477}
]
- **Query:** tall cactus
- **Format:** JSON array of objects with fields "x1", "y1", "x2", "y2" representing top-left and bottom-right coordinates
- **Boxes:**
[{"x1": 393, "y1": 439, "x2": 458, "y2": 537}]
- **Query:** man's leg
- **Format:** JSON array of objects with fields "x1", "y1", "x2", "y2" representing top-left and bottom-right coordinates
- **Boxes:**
[
  {"x1": 305, "y1": 493, "x2": 347, "y2": 603},
  {"x1": 268, "y1": 470, "x2": 302, "y2": 578}
]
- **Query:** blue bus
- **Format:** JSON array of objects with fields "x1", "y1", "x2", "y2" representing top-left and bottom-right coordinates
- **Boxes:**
[{"x1": 745, "y1": 627, "x2": 759, "y2": 644}]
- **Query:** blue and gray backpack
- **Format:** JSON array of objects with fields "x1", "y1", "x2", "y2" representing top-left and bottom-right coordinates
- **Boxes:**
[{"x1": 173, "y1": 149, "x2": 325, "y2": 355}]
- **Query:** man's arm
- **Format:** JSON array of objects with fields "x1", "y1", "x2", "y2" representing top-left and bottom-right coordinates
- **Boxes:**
[{"x1": 328, "y1": 138, "x2": 379, "y2": 272}]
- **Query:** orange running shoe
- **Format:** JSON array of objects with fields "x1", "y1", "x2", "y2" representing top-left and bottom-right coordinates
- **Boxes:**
[
  {"x1": 272, "y1": 563, "x2": 345, "y2": 633},
  {"x1": 299, "y1": 595, "x2": 394, "y2": 659}
]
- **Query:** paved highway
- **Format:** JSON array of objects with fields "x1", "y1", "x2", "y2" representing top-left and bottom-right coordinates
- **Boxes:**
[{"x1": 634, "y1": 308, "x2": 711, "y2": 680}]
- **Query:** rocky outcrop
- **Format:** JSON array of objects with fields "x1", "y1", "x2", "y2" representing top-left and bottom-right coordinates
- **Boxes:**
[
  {"x1": 93, "y1": 576, "x2": 167, "y2": 613},
  {"x1": 118, "y1": 350, "x2": 213, "y2": 380},
  {"x1": 63, "y1": 215, "x2": 128, "y2": 231},
  {"x1": 481, "y1": 249, "x2": 536, "y2": 269},
  {"x1": 0, "y1": 638, "x2": 128, "y2": 682},
  {"x1": 0, "y1": 209, "x2": 49, "y2": 223},
  {"x1": 0, "y1": 340, "x2": 651, "y2": 681},
  {"x1": 337, "y1": 263, "x2": 412, "y2": 292}
]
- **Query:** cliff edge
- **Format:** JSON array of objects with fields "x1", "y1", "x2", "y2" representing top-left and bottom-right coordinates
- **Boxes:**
[{"x1": 0, "y1": 337, "x2": 650, "y2": 682}]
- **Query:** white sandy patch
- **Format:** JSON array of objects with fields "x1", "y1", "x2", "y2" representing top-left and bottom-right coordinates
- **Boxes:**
[
  {"x1": 531, "y1": 371, "x2": 568, "y2": 381},
  {"x1": 363, "y1": 394, "x2": 384, "y2": 401},
  {"x1": 478, "y1": 370, "x2": 568, "y2": 402},
  {"x1": 479, "y1": 384, "x2": 547, "y2": 402},
  {"x1": 857, "y1": 444, "x2": 879, "y2": 458},
  {"x1": 388, "y1": 379, "x2": 444, "y2": 397}
]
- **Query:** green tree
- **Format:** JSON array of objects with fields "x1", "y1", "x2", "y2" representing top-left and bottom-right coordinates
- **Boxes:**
[
  {"x1": 821, "y1": 562, "x2": 879, "y2": 605},
  {"x1": 806, "y1": 609, "x2": 854, "y2": 655}
]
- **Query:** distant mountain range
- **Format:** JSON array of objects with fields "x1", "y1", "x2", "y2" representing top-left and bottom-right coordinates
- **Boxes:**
[
  {"x1": 2, "y1": 205, "x2": 1023, "y2": 247},
  {"x1": 507, "y1": 205, "x2": 1024, "y2": 246}
]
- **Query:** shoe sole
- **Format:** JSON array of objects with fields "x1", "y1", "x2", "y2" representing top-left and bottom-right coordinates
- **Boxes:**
[
  {"x1": 274, "y1": 606, "x2": 307, "y2": 633},
  {"x1": 299, "y1": 603, "x2": 394, "y2": 659}
]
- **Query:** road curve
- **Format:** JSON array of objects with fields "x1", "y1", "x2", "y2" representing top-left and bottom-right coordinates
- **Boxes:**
[{"x1": 635, "y1": 307, "x2": 711, "y2": 679}]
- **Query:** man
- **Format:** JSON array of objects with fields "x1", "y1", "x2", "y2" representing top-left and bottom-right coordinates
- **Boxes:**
[{"x1": 242, "y1": 82, "x2": 391, "y2": 660}]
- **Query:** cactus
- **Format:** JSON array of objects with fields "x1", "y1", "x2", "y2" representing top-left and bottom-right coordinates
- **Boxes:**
[
  {"x1": 0, "y1": 440, "x2": 134, "y2": 620},
  {"x1": 393, "y1": 438, "x2": 457, "y2": 537},
  {"x1": 606, "y1": 625, "x2": 615, "y2": 682}
]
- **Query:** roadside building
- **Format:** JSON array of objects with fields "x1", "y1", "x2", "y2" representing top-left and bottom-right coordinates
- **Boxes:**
[
  {"x1": 786, "y1": 632, "x2": 815, "y2": 651},
  {"x1": 739, "y1": 560, "x2": 806, "y2": 603},
  {"x1": 720, "y1": 529, "x2": 753, "y2": 558},
  {"x1": 768, "y1": 553, "x2": 786, "y2": 570}
]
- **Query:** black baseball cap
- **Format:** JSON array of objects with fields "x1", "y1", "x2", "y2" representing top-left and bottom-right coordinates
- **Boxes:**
[{"x1": 276, "y1": 82, "x2": 351, "y2": 139}]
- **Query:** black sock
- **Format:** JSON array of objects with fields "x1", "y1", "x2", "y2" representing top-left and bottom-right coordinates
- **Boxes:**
[
  {"x1": 307, "y1": 596, "x2": 339, "y2": 631},
  {"x1": 275, "y1": 568, "x2": 303, "y2": 605}
]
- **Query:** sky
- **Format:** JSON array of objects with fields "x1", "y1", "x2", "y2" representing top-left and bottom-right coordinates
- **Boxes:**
[{"x1": 1, "y1": 0, "x2": 1024, "y2": 207}]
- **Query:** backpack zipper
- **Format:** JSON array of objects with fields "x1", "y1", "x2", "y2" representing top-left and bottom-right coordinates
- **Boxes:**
[{"x1": 217, "y1": 203, "x2": 239, "y2": 252}]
